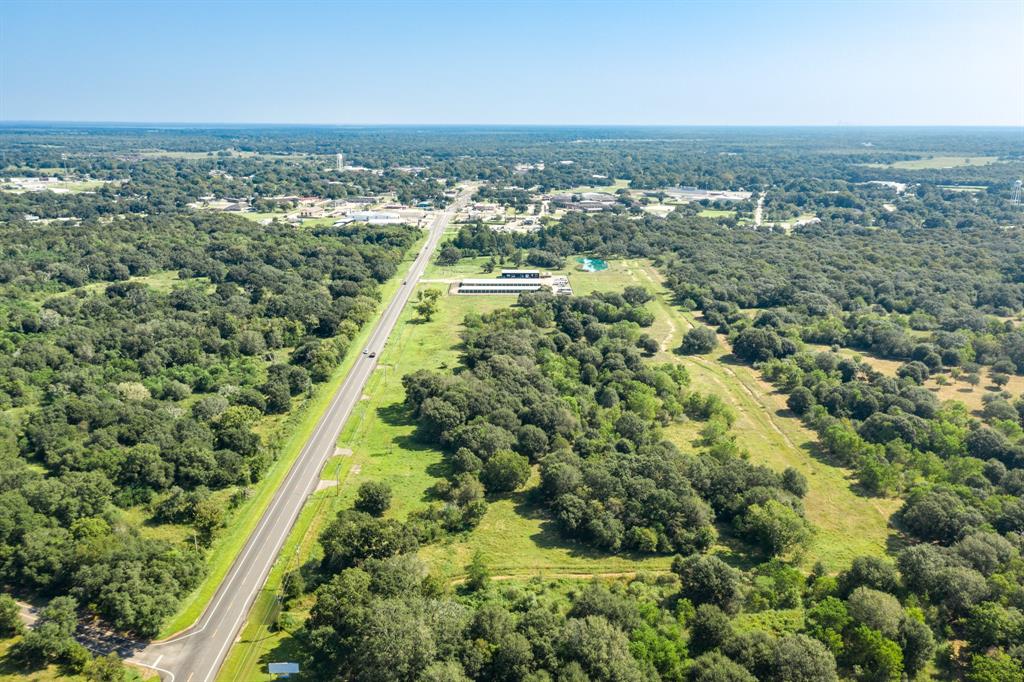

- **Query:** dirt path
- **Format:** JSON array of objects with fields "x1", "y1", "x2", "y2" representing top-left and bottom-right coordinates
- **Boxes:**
[
  {"x1": 655, "y1": 300, "x2": 679, "y2": 350},
  {"x1": 700, "y1": 355, "x2": 799, "y2": 451},
  {"x1": 453, "y1": 570, "x2": 671, "y2": 584},
  {"x1": 627, "y1": 260, "x2": 685, "y2": 349},
  {"x1": 16, "y1": 599, "x2": 38, "y2": 628},
  {"x1": 754, "y1": 192, "x2": 765, "y2": 227},
  {"x1": 618, "y1": 260, "x2": 895, "y2": 566},
  {"x1": 627, "y1": 259, "x2": 798, "y2": 450},
  {"x1": 685, "y1": 353, "x2": 796, "y2": 452}
]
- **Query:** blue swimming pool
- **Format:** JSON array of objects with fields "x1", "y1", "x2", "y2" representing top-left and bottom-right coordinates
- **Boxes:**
[{"x1": 577, "y1": 257, "x2": 608, "y2": 272}]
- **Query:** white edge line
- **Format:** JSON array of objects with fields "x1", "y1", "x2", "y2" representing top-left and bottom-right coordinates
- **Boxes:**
[{"x1": 129, "y1": 656, "x2": 176, "y2": 682}]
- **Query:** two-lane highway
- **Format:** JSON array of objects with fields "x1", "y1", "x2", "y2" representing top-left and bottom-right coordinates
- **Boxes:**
[{"x1": 131, "y1": 190, "x2": 468, "y2": 681}]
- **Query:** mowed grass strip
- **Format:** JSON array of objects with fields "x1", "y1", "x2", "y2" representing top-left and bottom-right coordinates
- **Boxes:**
[{"x1": 862, "y1": 155, "x2": 999, "y2": 170}]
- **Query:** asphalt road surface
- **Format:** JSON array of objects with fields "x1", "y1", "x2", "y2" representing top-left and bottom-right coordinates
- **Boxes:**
[{"x1": 129, "y1": 191, "x2": 468, "y2": 682}]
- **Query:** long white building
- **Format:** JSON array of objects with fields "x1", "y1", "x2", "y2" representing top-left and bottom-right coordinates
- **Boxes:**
[{"x1": 456, "y1": 269, "x2": 572, "y2": 295}]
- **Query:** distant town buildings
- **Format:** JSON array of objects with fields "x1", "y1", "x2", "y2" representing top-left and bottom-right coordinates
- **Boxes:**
[
  {"x1": 551, "y1": 191, "x2": 619, "y2": 212},
  {"x1": 860, "y1": 180, "x2": 908, "y2": 194},
  {"x1": 647, "y1": 187, "x2": 753, "y2": 202},
  {"x1": 334, "y1": 211, "x2": 404, "y2": 226},
  {"x1": 513, "y1": 162, "x2": 545, "y2": 174},
  {"x1": 1, "y1": 175, "x2": 113, "y2": 194}
]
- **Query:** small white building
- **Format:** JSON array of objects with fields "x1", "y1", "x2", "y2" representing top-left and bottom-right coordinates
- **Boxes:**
[{"x1": 500, "y1": 269, "x2": 540, "y2": 279}]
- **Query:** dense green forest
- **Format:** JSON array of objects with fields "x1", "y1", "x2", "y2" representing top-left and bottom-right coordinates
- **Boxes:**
[{"x1": 0, "y1": 208, "x2": 418, "y2": 644}]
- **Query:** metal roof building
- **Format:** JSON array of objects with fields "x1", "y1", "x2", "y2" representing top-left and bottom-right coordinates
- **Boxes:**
[
  {"x1": 458, "y1": 278, "x2": 544, "y2": 294},
  {"x1": 500, "y1": 269, "x2": 540, "y2": 278}
]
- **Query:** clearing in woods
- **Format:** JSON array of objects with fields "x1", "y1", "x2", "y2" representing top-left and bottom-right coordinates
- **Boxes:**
[
  {"x1": 862, "y1": 154, "x2": 999, "y2": 170},
  {"x1": 802, "y1": 341, "x2": 1024, "y2": 417},
  {"x1": 563, "y1": 259, "x2": 897, "y2": 569}
]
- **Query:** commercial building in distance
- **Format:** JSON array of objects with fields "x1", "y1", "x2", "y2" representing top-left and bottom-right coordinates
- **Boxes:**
[
  {"x1": 334, "y1": 211, "x2": 404, "y2": 226},
  {"x1": 550, "y1": 192, "x2": 619, "y2": 212},
  {"x1": 456, "y1": 278, "x2": 544, "y2": 295},
  {"x1": 645, "y1": 187, "x2": 753, "y2": 202}
]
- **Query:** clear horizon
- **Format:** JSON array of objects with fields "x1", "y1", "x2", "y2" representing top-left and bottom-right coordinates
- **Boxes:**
[
  {"x1": 2, "y1": 0, "x2": 1022, "y2": 127},
  {"x1": 2, "y1": 122, "x2": 1022, "y2": 129}
]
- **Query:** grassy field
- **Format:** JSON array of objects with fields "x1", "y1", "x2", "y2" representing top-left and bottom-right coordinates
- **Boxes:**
[
  {"x1": 239, "y1": 211, "x2": 288, "y2": 224},
  {"x1": 924, "y1": 375, "x2": 1024, "y2": 415},
  {"x1": 804, "y1": 341, "x2": 1024, "y2": 417},
  {"x1": 863, "y1": 155, "x2": 999, "y2": 170},
  {"x1": 159, "y1": 232, "x2": 427, "y2": 638},
  {"x1": 29, "y1": 270, "x2": 196, "y2": 308},
  {"x1": 421, "y1": 254, "x2": 557, "y2": 282},
  {"x1": 641, "y1": 204, "x2": 676, "y2": 218},
  {"x1": 697, "y1": 208, "x2": 736, "y2": 219},
  {"x1": 1, "y1": 179, "x2": 109, "y2": 194},
  {"x1": 413, "y1": 256, "x2": 895, "y2": 571},
  {"x1": 297, "y1": 217, "x2": 340, "y2": 229},
  {"x1": 237, "y1": 213, "x2": 339, "y2": 229},
  {"x1": 698, "y1": 208, "x2": 735, "y2": 219},
  {"x1": 556, "y1": 178, "x2": 631, "y2": 194}
]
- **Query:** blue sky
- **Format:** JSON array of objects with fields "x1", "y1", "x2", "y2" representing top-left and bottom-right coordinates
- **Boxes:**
[{"x1": 1, "y1": 0, "x2": 1021, "y2": 125}]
